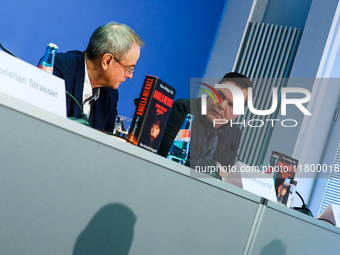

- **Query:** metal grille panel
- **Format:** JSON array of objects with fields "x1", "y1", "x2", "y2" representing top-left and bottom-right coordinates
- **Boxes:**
[
  {"x1": 233, "y1": 22, "x2": 303, "y2": 166},
  {"x1": 319, "y1": 142, "x2": 340, "y2": 215}
]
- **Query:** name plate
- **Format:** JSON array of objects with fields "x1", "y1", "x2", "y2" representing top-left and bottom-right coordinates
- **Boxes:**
[
  {"x1": 223, "y1": 161, "x2": 277, "y2": 202},
  {"x1": 241, "y1": 170, "x2": 277, "y2": 202},
  {"x1": 318, "y1": 203, "x2": 340, "y2": 227},
  {"x1": 0, "y1": 50, "x2": 66, "y2": 117}
]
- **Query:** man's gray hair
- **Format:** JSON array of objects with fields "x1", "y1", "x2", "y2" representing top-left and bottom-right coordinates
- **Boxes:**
[{"x1": 85, "y1": 21, "x2": 144, "y2": 61}]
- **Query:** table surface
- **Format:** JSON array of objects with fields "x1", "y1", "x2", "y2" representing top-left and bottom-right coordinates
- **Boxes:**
[{"x1": 1, "y1": 92, "x2": 339, "y2": 255}]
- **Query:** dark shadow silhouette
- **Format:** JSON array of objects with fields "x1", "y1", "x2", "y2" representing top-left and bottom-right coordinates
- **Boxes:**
[
  {"x1": 259, "y1": 239, "x2": 287, "y2": 255},
  {"x1": 73, "y1": 203, "x2": 136, "y2": 255}
]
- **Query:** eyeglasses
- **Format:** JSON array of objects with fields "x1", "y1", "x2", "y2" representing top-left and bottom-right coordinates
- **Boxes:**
[
  {"x1": 113, "y1": 56, "x2": 134, "y2": 75},
  {"x1": 216, "y1": 90, "x2": 234, "y2": 108}
]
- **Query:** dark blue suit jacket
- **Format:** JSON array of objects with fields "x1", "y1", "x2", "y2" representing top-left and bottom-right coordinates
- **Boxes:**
[
  {"x1": 53, "y1": 50, "x2": 118, "y2": 132},
  {"x1": 158, "y1": 98, "x2": 240, "y2": 170}
]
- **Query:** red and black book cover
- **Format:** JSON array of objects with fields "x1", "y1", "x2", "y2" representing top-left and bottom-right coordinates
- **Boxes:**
[
  {"x1": 269, "y1": 151, "x2": 299, "y2": 204},
  {"x1": 127, "y1": 75, "x2": 176, "y2": 153}
]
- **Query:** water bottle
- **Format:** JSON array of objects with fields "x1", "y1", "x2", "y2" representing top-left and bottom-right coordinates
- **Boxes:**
[
  {"x1": 167, "y1": 114, "x2": 194, "y2": 165},
  {"x1": 278, "y1": 179, "x2": 297, "y2": 208},
  {"x1": 38, "y1": 43, "x2": 58, "y2": 74},
  {"x1": 286, "y1": 180, "x2": 297, "y2": 208}
]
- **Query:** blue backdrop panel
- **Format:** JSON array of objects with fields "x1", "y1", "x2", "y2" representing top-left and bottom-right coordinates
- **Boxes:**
[{"x1": 0, "y1": 0, "x2": 226, "y2": 118}]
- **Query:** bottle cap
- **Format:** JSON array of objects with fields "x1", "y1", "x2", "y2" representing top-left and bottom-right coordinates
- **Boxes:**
[
  {"x1": 186, "y1": 113, "x2": 194, "y2": 121},
  {"x1": 47, "y1": 43, "x2": 58, "y2": 49}
]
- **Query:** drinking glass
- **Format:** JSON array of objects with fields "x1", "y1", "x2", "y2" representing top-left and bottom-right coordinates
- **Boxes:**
[{"x1": 113, "y1": 115, "x2": 132, "y2": 139}]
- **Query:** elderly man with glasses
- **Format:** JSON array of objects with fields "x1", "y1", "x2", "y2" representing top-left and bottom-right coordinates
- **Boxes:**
[{"x1": 52, "y1": 21, "x2": 144, "y2": 132}]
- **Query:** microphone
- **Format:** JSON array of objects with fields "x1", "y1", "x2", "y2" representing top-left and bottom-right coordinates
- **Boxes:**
[
  {"x1": 0, "y1": 42, "x2": 18, "y2": 58},
  {"x1": 230, "y1": 143, "x2": 242, "y2": 162},
  {"x1": 134, "y1": 98, "x2": 139, "y2": 107},
  {"x1": 293, "y1": 191, "x2": 314, "y2": 217},
  {"x1": 66, "y1": 91, "x2": 90, "y2": 126}
]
